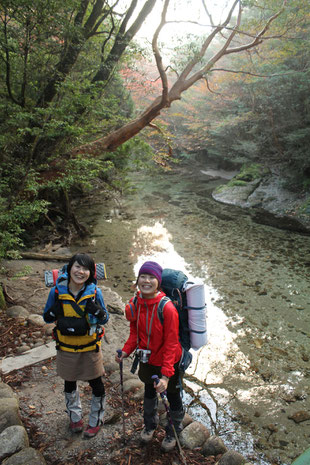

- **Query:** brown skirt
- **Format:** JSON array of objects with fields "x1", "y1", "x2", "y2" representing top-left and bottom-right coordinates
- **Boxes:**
[{"x1": 56, "y1": 349, "x2": 104, "y2": 381}]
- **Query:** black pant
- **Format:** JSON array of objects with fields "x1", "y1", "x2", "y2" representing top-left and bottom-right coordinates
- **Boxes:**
[
  {"x1": 64, "y1": 376, "x2": 105, "y2": 397},
  {"x1": 144, "y1": 383, "x2": 183, "y2": 411}
]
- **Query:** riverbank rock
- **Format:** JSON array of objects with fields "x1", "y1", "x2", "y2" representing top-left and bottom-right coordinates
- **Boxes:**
[
  {"x1": 2, "y1": 448, "x2": 46, "y2": 465},
  {"x1": 0, "y1": 425, "x2": 29, "y2": 461},
  {"x1": 217, "y1": 450, "x2": 247, "y2": 465},
  {"x1": 212, "y1": 170, "x2": 310, "y2": 234},
  {"x1": 179, "y1": 420, "x2": 210, "y2": 449},
  {"x1": 0, "y1": 382, "x2": 46, "y2": 465},
  {"x1": 6, "y1": 306, "x2": 29, "y2": 319},
  {"x1": 202, "y1": 436, "x2": 228, "y2": 456},
  {"x1": 0, "y1": 390, "x2": 22, "y2": 432}
]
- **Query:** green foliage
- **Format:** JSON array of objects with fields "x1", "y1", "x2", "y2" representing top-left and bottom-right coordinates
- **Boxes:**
[
  {"x1": 298, "y1": 198, "x2": 310, "y2": 213},
  {"x1": 303, "y1": 178, "x2": 310, "y2": 192},
  {"x1": 0, "y1": 0, "x2": 143, "y2": 256},
  {"x1": 235, "y1": 164, "x2": 266, "y2": 182},
  {"x1": 228, "y1": 180, "x2": 248, "y2": 187},
  {"x1": 0, "y1": 196, "x2": 49, "y2": 259},
  {"x1": 12, "y1": 265, "x2": 33, "y2": 279},
  {"x1": 0, "y1": 286, "x2": 6, "y2": 310}
]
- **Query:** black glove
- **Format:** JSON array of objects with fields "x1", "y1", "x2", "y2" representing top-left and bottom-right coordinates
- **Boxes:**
[
  {"x1": 44, "y1": 300, "x2": 62, "y2": 322},
  {"x1": 86, "y1": 299, "x2": 105, "y2": 318}
]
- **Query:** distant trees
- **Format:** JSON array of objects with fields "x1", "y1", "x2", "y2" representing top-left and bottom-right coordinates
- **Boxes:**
[
  {"x1": 0, "y1": 0, "x2": 297, "y2": 256},
  {"x1": 165, "y1": 0, "x2": 310, "y2": 188}
]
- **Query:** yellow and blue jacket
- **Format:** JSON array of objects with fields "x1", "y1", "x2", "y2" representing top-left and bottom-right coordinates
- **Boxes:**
[{"x1": 43, "y1": 273, "x2": 109, "y2": 353}]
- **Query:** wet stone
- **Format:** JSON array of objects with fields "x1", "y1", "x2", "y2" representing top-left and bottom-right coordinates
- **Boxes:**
[{"x1": 288, "y1": 410, "x2": 310, "y2": 423}]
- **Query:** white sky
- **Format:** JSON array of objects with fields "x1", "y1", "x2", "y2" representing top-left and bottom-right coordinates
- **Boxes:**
[{"x1": 135, "y1": 0, "x2": 234, "y2": 43}]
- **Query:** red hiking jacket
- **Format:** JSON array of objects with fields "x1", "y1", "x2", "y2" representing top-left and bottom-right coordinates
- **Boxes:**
[{"x1": 122, "y1": 291, "x2": 182, "y2": 378}]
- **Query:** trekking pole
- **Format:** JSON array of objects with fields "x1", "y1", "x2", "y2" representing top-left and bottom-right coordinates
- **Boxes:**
[
  {"x1": 117, "y1": 349, "x2": 126, "y2": 442},
  {"x1": 151, "y1": 375, "x2": 187, "y2": 465}
]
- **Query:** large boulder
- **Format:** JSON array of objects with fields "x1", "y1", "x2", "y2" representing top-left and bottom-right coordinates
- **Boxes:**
[
  {"x1": 217, "y1": 450, "x2": 247, "y2": 465},
  {"x1": 0, "y1": 426, "x2": 29, "y2": 461},
  {"x1": 179, "y1": 420, "x2": 210, "y2": 449},
  {"x1": 2, "y1": 447, "x2": 47, "y2": 465},
  {"x1": 0, "y1": 398, "x2": 22, "y2": 434},
  {"x1": 202, "y1": 435, "x2": 228, "y2": 456}
]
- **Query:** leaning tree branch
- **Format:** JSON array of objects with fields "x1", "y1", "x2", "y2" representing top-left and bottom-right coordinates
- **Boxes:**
[{"x1": 71, "y1": 0, "x2": 288, "y2": 155}]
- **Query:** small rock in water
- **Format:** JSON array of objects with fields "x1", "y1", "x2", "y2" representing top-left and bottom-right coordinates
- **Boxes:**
[{"x1": 288, "y1": 410, "x2": 310, "y2": 423}]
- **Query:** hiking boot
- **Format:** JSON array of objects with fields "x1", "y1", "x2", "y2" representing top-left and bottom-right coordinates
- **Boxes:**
[
  {"x1": 161, "y1": 433, "x2": 176, "y2": 452},
  {"x1": 83, "y1": 424, "x2": 102, "y2": 438},
  {"x1": 69, "y1": 419, "x2": 83, "y2": 433},
  {"x1": 140, "y1": 427, "x2": 156, "y2": 443}
]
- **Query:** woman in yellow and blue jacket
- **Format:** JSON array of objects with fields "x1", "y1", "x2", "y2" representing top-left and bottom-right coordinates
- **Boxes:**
[{"x1": 43, "y1": 253, "x2": 109, "y2": 438}]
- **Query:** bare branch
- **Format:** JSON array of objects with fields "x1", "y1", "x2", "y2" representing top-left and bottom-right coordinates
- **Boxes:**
[
  {"x1": 225, "y1": 0, "x2": 287, "y2": 55},
  {"x1": 152, "y1": 0, "x2": 170, "y2": 106},
  {"x1": 204, "y1": 77, "x2": 221, "y2": 95},
  {"x1": 210, "y1": 68, "x2": 295, "y2": 78}
]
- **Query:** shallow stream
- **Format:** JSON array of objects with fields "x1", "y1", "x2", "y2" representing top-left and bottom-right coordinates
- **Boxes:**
[{"x1": 74, "y1": 164, "x2": 310, "y2": 465}]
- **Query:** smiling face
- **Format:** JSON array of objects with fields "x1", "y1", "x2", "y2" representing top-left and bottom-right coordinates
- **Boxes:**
[
  {"x1": 137, "y1": 273, "x2": 159, "y2": 299},
  {"x1": 69, "y1": 261, "x2": 90, "y2": 292}
]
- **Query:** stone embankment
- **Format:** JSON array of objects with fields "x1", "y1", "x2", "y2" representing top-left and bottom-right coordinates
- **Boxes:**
[{"x1": 0, "y1": 276, "x2": 253, "y2": 465}]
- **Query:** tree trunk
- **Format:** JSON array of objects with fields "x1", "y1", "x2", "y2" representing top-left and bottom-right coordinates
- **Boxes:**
[{"x1": 20, "y1": 252, "x2": 72, "y2": 261}]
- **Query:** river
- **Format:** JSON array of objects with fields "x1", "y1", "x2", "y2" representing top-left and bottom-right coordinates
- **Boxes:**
[{"x1": 74, "y1": 162, "x2": 310, "y2": 465}]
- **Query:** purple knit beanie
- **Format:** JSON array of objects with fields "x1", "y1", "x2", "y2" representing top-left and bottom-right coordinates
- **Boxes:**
[{"x1": 138, "y1": 261, "x2": 163, "y2": 285}]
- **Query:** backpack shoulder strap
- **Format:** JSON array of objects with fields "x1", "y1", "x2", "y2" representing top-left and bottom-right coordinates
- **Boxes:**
[
  {"x1": 56, "y1": 286, "x2": 87, "y2": 318},
  {"x1": 157, "y1": 296, "x2": 171, "y2": 325},
  {"x1": 52, "y1": 269, "x2": 59, "y2": 286}
]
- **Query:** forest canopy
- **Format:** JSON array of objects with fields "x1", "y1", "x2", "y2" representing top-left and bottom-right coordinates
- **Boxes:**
[{"x1": 0, "y1": 0, "x2": 309, "y2": 258}]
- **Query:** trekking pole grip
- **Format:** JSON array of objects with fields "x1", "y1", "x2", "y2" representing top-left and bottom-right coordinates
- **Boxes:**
[
  {"x1": 117, "y1": 349, "x2": 123, "y2": 365},
  {"x1": 151, "y1": 375, "x2": 166, "y2": 399}
]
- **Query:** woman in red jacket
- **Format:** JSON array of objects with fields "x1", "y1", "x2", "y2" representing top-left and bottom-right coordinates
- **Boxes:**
[{"x1": 115, "y1": 261, "x2": 184, "y2": 452}]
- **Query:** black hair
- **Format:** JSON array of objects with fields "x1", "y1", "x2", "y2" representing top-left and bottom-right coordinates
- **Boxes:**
[{"x1": 67, "y1": 253, "x2": 96, "y2": 285}]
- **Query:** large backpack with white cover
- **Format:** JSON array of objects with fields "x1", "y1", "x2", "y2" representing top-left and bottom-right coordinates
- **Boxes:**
[{"x1": 160, "y1": 269, "x2": 207, "y2": 352}]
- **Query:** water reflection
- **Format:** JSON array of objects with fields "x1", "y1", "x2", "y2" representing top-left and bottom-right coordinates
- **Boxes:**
[
  {"x1": 131, "y1": 221, "x2": 189, "y2": 273},
  {"x1": 130, "y1": 220, "x2": 251, "y2": 389},
  {"x1": 129, "y1": 220, "x2": 257, "y2": 437}
]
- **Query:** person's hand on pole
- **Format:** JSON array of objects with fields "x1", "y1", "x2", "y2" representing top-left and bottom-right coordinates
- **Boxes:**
[
  {"x1": 115, "y1": 350, "x2": 128, "y2": 363},
  {"x1": 154, "y1": 375, "x2": 169, "y2": 394}
]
